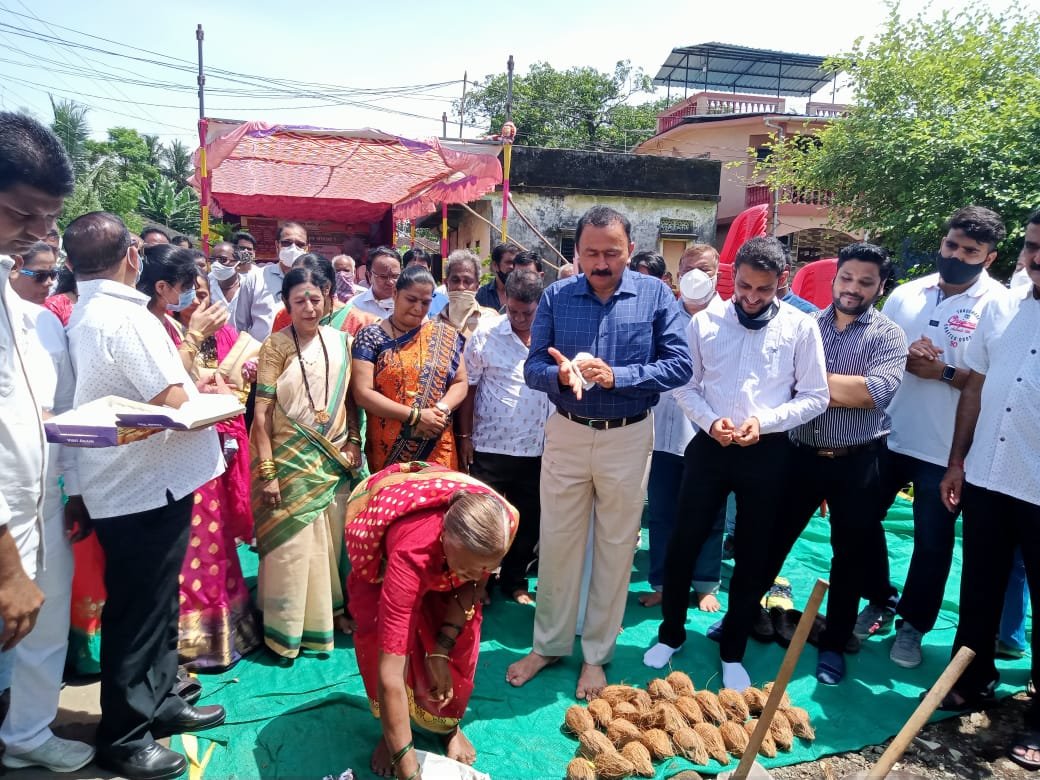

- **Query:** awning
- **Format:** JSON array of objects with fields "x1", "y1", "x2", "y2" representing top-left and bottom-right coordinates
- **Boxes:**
[
  {"x1": 653, "y1": 42, "x2": 832, "y2": 97},
  {"x1": 190, "y1": 120, "x2": 503, "y2": 223}
]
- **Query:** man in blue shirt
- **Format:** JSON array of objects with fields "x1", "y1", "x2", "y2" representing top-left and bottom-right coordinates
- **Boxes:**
[{"x1": 505, "y1": 206, "x2": 692, "y2": 700}]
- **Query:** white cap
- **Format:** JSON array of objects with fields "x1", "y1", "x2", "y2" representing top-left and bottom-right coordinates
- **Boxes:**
[{"x1": 680, "y1": 269, "x2": 714, "y2": 302}]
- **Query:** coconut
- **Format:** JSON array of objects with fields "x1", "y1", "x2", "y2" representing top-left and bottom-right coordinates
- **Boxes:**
[
  {"x1": 588, "y1": 698, "x2": 614, "y2": 729},
  {"x1": 565, "y1": 757, "x2": 597, "y2": 780},
  {"x1": 578, "y1": 729, "x2": 615, "y2": 760},
  {"x1": 600, "y1": 685, "x2": 639, "y2": 706},
  {"x1": 564, "y1": 705, "x2": 596, "y2": 735},
  {"x1": 768, "y1": 713, "x2": 794, "y2": 751},
  {"x1": 637, "y1": 727, "x2": 674, "y2": 760},
  {"x1": 744, "y1": 719, "x2": 777, "y2": 758},
  {"x1": 785, "y1": 706, "x2": 816, "y2": 741},
  {"x1": 743, "y1": 686, "x2": 768, "y2": 716},
  {"x1": 620, "y1": 741, "x2": 655, "y2": 777},
  {"x1": 763, "y1": 681, "x2": 792, "y2": 709},
  {"x1": 692, "y1": 723, "x2": 730, "y2": 765},
  {"x1": 693, "y1": 690, "x2": 726, "y2": 725},
  {"x1": 674, "y1": 695, "x2": 705, "y2": 725},
  {"x1": 669, "y1": 773, "x2": 705, "y2": 780},
  {"x1": 613, "y1": 701, "x2": 640, "y2": 722},
  {"x1": 654, "y1": 701, "x2": 688, "y2": 735},
  {"x1": 647, "y1": 677, "x2": 678, "y2": 701},
  {"x1": 607, "y1": 718, "x2": 642, "y2": 748},
  {"x1": 671, "y1": 726, "x2": 710, "y2": 765},
  {"x1": 718, "y1": 688, "x2": 750, "y2": 723},
  {"x1": 665, "y1": 670, "x2": 696, "y2": 697},
  {"x1": 719, "y1": 721, "x2": 750, "y2": 757},
  {"x1": 594, "y1": 751, "x2": 636, "y2": 779},
  {"x1": 631, "y1": 688, "x2": 653, "y2": 713}
]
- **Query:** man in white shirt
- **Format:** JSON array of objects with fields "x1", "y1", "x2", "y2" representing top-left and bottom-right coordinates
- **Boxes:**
[
  {"x1": 63, "y1": 212, "x2": 227, "y2": 780},
  {"x1": 858, "y1": 206, "x2": 1011, "y2": 669},
  {"x1": 208, "y1": 240, "x2": 276, "y2": 341},
  {"x1": 644, "y1": 237, "x2": 829, "y2": 691},
  {"x1": 262, "y1": 221, "x2": 309, "y2": 299},
  {"x1": 350, "y1": 246, "x2": 403, "y2": 320},
  {"x1": 939, "y1": 210, "x2": 1040, "y2": 768},
  {"x1": 458, "y1": 270, "x2": 549, "y2": 603},
  {"x1": 0, "y1": 111, "x2": 72, "y2": 731},
  {"x1": 641, "y1": 244, "x2": 728, "y2": 612}
]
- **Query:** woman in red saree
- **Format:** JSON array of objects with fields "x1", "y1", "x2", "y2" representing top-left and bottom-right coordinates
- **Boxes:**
[{"x1": 345, "y1": 462, "x2": 517, "y2": 779}]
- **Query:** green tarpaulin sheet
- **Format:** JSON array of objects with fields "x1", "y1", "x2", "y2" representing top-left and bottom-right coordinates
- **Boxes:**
[{"x1": 176, "y1": 497, "x2": 1030, "y2": 778}]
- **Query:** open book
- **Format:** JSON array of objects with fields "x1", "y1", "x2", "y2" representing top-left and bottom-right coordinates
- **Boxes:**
[{"x1": 45, "y1": 394, "x2": 245, "y2": 448}]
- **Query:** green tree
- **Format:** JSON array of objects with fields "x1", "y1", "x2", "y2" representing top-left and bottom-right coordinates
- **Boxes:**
[
  {"x1": 754, "y1": 2, "x2": 1040, "y2": 275},
  {"x1": 161, "y1": 139, "x2": 193, "y2": 185},
  {"x1": 138, "y1": 178, "x2": 200, "y2": 235},
  {"x1": 461, "y1": 61, "x2": 672, "y2": 151},
  {"x1": 49, "y1": 98, "x2": 90, "y2": 177}
]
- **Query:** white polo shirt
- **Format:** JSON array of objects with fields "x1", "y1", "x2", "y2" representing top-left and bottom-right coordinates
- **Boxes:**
[
  {"x1": 209, "y1": 266, "x2": 276, "y2": 342},
  {"x1": 464, "y1": 314, "x2": 549, "y2": 457},
  {"x1": 349, "y1": 287, "x2": 394, "y2": 320},
  {"x1": 964, "y1": 285, "x2": 1040, "y2": 506},
  {"x1": 66, "y1": 279, "x2": 224, "y2": 519},
  {"x1": 883, "y1": 271, "x2": 1009, "y2": 466}
]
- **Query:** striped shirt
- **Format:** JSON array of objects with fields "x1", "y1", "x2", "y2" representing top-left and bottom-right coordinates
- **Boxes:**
[
  {"x1": 792, "y1": 305, "x2": 907, "y2": 448},
  {"x1": 524, "y1": 270, "x2": 692, "y2": 419}
]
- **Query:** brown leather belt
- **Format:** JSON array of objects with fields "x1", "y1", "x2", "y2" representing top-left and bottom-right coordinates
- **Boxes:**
[{"x1": 557, "y1": 409, "x2": 648, "y2": 431}]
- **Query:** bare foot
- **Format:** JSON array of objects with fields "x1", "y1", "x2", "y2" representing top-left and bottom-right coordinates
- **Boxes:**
[
  {"x1": 335, "y1": 614, "x2": 357, "y2": 635},
  {"x1": 505, "y1": 652, "x2": 558, "y2": 688},
  {"x1": 576, "y1": 663, "x2": 607, "y2": 700},
  {"x1": 370, "y1": 738, "x2": 392, "y2": 778},
  {"x1": 638, "y1": 591, "x2": 662, "y2": 608},
  {"x1": 511, "y1": 589, "x2": 535, "y2": 606},
  {"x1": 696, "y1": 592, "x2": 721, "y2": 612},
  {"x1": 442, "y1": 726, "x2": 477, "y2": 765}
]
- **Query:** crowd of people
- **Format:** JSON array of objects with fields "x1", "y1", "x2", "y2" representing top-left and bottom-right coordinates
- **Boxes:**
[{"x1": 1, "y1": 107, "x2": 1039, "y2": 780}]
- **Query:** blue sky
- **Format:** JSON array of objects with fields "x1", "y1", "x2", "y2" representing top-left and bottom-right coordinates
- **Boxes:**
[{"x1": 0, "y1": 0, "x2": 1030, "y2": 149}]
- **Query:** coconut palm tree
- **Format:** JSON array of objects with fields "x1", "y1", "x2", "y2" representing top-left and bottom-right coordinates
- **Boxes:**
[
  {"x1": 50, "y1": 98, "x2": 90, "y2": 176},
  {"x1": 161, "y1": 139, "x2": 193, "y2": 186}
]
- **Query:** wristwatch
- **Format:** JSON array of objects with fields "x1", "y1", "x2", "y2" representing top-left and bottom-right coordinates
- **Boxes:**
[
  {"x1": 435, "y1": 401, "x2": 451, "y2": 415},
  {"x1": 941, "y1": 364, "x2": 957, "y2": 383}
]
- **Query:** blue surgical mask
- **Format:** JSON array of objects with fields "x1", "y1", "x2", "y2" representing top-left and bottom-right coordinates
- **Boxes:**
[{"x1": 168, "y1": 287, "x2": 196, "y2": 312}]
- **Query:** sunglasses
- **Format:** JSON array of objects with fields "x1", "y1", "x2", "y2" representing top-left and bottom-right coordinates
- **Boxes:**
[{"x1": 19, "y1": 267, "x2": 58, "y2": 283}]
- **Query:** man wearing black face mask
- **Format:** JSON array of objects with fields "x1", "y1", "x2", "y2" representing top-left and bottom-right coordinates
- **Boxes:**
[
  {"x1": 857, "y1": 205, "x2": 1011, "y2": 671},
  {"x1": 475, "y1": 242, "x2": 518, "y2": 311},
  {"x1": 644, "y1": 236, "x2": 829, "y2": 691}
]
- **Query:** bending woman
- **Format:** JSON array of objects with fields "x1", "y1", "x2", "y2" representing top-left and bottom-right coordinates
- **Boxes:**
[
  {"x1": 251, "y1": 265, "x2": 362, "y2": 659},
  {"x1": 350, "y1": 265, "x2": 467, "y2": 472},
  {"x1": 345, "y1": 462, "x2": 517, "y2": 779}
]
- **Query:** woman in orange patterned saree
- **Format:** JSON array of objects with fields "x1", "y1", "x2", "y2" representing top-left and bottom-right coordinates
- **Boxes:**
[
  {"x1": 345, "y1": 462, "x2": 517, "y2": 779},
  {"x1": 350, "y1": 265, "x2": 467, "y2": 473}
]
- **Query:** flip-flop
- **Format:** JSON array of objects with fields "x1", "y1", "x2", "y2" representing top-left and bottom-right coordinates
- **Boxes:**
[
  {"x1": 817, "y1": 650, "x2": 846, "y2": 685},
  {"x1": 1008, "y1": 729, "x2": 1040, "y2": 770},
  {"x1": 933, "y1": 680, "x2": 998, "y2": 712}
]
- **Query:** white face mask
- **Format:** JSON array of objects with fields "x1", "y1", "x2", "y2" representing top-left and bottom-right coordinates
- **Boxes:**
[
  {"x1": 1012, "y1": 266, "x2": 1031, "y2": 289},
  {"x1": 279, "y1": 245, "x2": 305, "y2": 268},
  {"x1": 679, "y1": 268, "x2": 716, "y2": 306},
  {"x1": 211, "y1": 262, "x2": 237, "y2": 281}
]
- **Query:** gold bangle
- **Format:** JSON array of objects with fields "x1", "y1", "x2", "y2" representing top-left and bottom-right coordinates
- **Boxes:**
[
  {"x1": 187, "y1": 329, "x2": 206, "y2": 343},
  {"x1": 426, "y1": 652, "x2": 451, "y2": 661},
  {"x1": 347, "y1": 434, "x2": 362, "y2": 446}
]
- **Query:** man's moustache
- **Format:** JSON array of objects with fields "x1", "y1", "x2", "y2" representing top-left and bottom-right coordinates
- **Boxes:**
[{"x1": 590, "y1": 269, "x2": 612, "y2": 276}]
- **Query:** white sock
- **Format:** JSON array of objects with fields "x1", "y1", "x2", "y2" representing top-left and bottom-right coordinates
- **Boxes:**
[
  {"x1": 643, "y1": 642, "x2": 682, "y2": 669},
  {"x1": 722, "y1": 661, "x2": 751, "y2": 691}
]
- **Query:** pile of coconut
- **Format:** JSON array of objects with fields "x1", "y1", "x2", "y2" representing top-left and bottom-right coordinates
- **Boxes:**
[{"x1": 562, "y1": 672, "x2": 815, "y2": 779}]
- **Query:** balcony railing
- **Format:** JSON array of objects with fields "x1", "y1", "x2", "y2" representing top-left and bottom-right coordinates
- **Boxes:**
[
  {"x1": 745, "y1": 185, "x2": 771, "y2": 208},
  {"x1": 743, "y1": 185, "x2": 835, "y2": 209},
  {"x1": 657, "y1": 91, "x2": 786, "y2": 133},
  {"x1": 805, "y1": 102, "x2": 851, "y2": 118}
]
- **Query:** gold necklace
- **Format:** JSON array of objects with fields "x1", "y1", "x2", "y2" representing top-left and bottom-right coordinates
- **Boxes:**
[{"x1": 290, "y1": 325, "x2": 330, "y2": 425}]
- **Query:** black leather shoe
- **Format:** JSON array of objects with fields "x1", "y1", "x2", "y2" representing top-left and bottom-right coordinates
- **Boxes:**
[
  {"x1": 96, "y1": 742, "x2": 187, "y2": 780},
  {"x1": 152, "y1": 703, "x2": 226, "y2": 738}
]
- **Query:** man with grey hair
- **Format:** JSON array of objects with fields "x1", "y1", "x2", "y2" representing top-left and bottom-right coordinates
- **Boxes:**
[{"x1": 438, "y1": 249, "x2": 499, "y2": 338}]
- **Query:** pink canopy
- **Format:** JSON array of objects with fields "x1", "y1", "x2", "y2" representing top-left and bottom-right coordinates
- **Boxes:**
[{"x1": 190, "y1": 120, "x2": 503, "y2": 223}]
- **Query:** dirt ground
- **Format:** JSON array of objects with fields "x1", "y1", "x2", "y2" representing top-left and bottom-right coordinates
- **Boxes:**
[{"x1": 770, "y1": 692, "x2": 1037, "y2": 779}]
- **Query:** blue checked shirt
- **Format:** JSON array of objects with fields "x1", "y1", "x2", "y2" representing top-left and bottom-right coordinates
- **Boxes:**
[
  {"x1": 792, "y1": 304, "x2": 908, "y2": 448},
  {"x1": 524, "y1": 270, "x2": 693, "y2": 419}
]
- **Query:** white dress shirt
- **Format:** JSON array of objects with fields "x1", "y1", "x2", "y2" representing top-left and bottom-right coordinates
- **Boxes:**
[
  {"x1": 66, "y1": 279, "x2": 224, "y2": 519},
  {"x1": 883, "y1": 271, "x2": 1009, "y2": 466},
  {"x1": 964, "y1": 285, "x2": 1040, "y2": 506},
  {"x1": 675, "y1": 299, "x2": 829, "y2": 435},
  {"x1": 210, "y1": 266, "x2": 277, "y2": 342},
  {"x1": 261, "y1": 261, "x2": 289, "y2": 300},
  {"x1": 653, "y1": 295, "x2": 727, "y2": 456},
  {"x1": 0, "y1": 258, "x2": 47, "y2": 576},
  {"x1": 349, "y1": 287, "x2": 394, "y2": 320},
  {"x1": 464, "y1": 314, "x2": 549, "y2": 457}
]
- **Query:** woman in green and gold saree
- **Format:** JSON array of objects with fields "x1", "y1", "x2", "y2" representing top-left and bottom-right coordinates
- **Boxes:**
[{"x1": 250, "y1": 265, "x2": 362, "y2": 660}]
